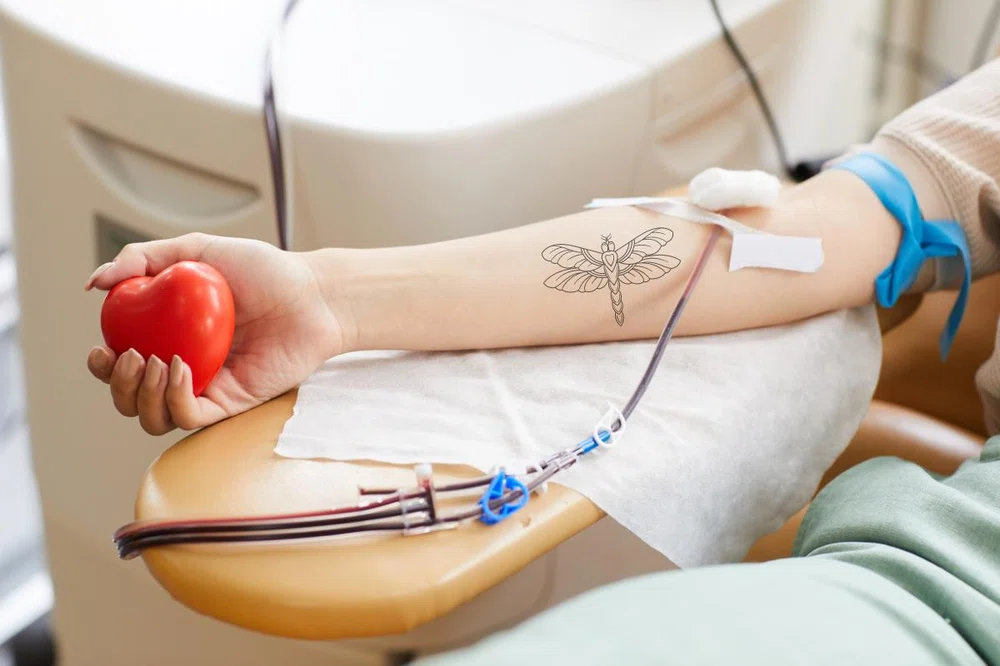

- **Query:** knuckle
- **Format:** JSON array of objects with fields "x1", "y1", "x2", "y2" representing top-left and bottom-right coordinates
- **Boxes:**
[
  {"x1": 110, "y1": 383, "x2": 139, "y2": 416},
  {"x1": 181, "y1": 231, "x2": 210, "y2": 248},
  {"x1": 176, "y1": 232, "x2": 214, "y2": 262},
  {"x1": 172, "y1": 413, "x2": 197, "y2": 431},
  {"x1": 113, "y1": 396, "x2": 137, "y2": 418},
  {"x1": 88, "y1": 360, "x2": 109, "y2": 382},
  {"x1": 135, "y1": 389, "x2": 153, "y2": 412},
  {"x1": 165, "y1": 396, "x2": 197, "y2": 430},
  {"x1": 138, "y1": 409, "x2": 170, "y2": 436},
  {"x1": 110, "y1": 369, "x2": 137, "y2": 392},
  {"x1": 139, "y1": 415, "x2": 166, "y2": 437},
  {"x1": 109, "y1": 376, "x2": 128, "y2": 397},
  {"x1": 117, "y1": 242, "x2": 144, "y2": 260},
  {"x1": 138, "y1": 370, "x2": 159, "y2": 395},
  {"x1": 137, "y1": 383, "x2": 165, "y2": 416}
]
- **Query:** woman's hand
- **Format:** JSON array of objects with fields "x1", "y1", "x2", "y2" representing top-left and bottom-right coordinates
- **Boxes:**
[{"x1": 85, "y1": 233, "x2": 346, "y2": 435}]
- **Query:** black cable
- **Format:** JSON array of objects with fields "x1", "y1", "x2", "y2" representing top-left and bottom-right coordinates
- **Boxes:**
[
  {"x1": 262, "y1": 0, "x2": 303, "y2": 251},
  {"x1": 118, "y1": 522, "x2": 418, "y2": 559},
  {"x1": 114, "y1": 504, "x2": 417, "y2": 549},
  {"x1": 706, "y1": 0, "x2": 802, "y2": 182},
  {"x1": 970, "y1": 0, "x2": 1000, "y2": 71}
]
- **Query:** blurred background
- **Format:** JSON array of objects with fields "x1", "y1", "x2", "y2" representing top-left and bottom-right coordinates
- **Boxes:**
[
  {"x1": 0, "y1": 1, "x2": 996, "y2": 665},
  {"x1": 0, "y1": 40, "x2": 50, "y2": 666}
]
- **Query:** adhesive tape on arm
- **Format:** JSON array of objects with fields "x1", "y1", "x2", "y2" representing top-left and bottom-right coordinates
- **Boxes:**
[{"x1": 586, "y1": 196, "x2": 823, "y2": 273}]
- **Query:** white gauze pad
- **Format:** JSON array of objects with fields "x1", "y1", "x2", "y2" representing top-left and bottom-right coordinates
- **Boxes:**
[{"x1": 689, "y1": 167, "x2": 781, "y2": 210}]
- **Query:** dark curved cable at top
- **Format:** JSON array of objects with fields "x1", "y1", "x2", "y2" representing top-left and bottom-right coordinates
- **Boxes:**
[
  {"x1": 706, "y1": 0, "x2": 797, "y2": 182},
  {"x1": 262, "y1": 0, "x2": 303, "y2": 251}
]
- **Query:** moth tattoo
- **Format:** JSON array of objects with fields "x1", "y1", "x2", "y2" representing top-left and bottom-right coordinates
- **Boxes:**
[{"x1": 541, "y1": 228, "x2": 680, "y2": 326}]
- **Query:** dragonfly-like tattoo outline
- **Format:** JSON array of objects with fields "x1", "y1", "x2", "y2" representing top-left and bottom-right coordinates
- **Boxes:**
[{"x1": 541, "y1": 228, "x2": 681, "y2": 326}]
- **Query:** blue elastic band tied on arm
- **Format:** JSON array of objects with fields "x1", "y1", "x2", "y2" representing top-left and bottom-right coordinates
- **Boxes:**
[{"x1": 831, "y1": 152, "x2": 972, "y2": 359}]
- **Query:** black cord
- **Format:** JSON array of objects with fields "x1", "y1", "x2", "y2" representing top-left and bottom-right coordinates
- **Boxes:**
[
  {"x1": 706, "y1": 0, "x2": 804, "y2": 182},
  {"x1": 262, "y1": 0, "x2": 303, "y2": 251},
  {"x1": 970, "y1": 0, "x2": 1000, "y2": 71}
]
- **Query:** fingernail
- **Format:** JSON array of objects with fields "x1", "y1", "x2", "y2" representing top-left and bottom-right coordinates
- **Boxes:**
[
  {"x1": 146, "y1": 356, "x2": 163, "y2": 386},
  {"x1": 89, "y1": 347, "x2": 113, "y2": 374},
  {"x1": 84, "y1": 262, "x2": 113, "y2": 291},
  {"x1": 169, "y1": 356, "x2": 184, "y2": 387},
  {"x1": 123, "y1": 349, "x2": 143, "y2": 378},
  {"x1": 149, "y1": 356, "x2": 169, "y2": 387}
]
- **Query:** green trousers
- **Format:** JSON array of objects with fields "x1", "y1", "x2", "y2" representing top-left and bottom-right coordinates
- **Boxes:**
[{"x1": 418, "y1": 437, "x2": 1000, "y2": 665}]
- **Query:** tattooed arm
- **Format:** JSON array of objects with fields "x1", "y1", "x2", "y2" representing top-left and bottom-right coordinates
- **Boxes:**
[
  {"x1": 312, "y1": 169, "x2": 901, "y2": 354},
  {"x1": 85, "y1": 168, "x2": 900, "y2": 433}
]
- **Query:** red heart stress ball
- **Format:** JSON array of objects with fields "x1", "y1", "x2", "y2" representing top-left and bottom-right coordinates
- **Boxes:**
[{"x1": 100, "y1": 261, "x2": 236, "y2": 397}]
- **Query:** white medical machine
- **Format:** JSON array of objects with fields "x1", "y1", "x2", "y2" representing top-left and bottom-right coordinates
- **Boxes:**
[{"x1": 0, "y1": 0, "x2": 858, "y2": 663}]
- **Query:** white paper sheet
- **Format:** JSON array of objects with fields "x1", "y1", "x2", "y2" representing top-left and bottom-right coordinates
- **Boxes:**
[{"x1": 275, "y1": 306, "x2": 881, "y2": 567}]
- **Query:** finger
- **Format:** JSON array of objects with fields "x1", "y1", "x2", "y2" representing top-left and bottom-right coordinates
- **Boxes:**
[
  {"x1": 165, "y1": 356, "x2": 206, "y2": 431},
  {"x1": 166, "y1": 357, "x2": 229, "y2": 430},
  {"x1": 83, "y1": 262, "x2": 114, "y2": 291},
  {"x1": 109, "y1": 349, "x2": 145, "y2": 417},
  {"x1": 85, "y1": 233, "x2": 213, "y2": 291},
  {"x1": 87, "y1": 346, "x2": 117, "y2": 383},
  {"x1": 137, "y1": 356, "x2": 175, "y2": 436}
]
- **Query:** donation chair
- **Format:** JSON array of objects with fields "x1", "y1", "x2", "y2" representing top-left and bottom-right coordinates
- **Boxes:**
[{"x1": 128, "y1": 258, "x2": 1000, "y2": 660}]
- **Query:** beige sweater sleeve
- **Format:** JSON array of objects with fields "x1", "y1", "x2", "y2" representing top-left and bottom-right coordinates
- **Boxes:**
[{"x1": 849, "y1": 58, "x2": 1000, "y2": 435}]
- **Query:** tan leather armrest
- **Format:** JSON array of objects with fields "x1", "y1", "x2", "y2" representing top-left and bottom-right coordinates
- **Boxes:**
[
  {"x1": 744, "y1": 400, "x2": 984, "y2": 562},
  {"x1": 876, "y1": 294, "x2": 923, "y2": 334},
  {"x1": 877, "y1": 275, "x2": 1000, "y2": 436},
  {"x1": 135, "y1": 391, "x2": 604, "y2": 640},
  {"x1": 820, "y1": 400, "x2": 983, "y2": 485}
]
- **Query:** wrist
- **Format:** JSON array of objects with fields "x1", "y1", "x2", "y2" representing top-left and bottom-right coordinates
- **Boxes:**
[
  {"x1": 302, "y1": 245, "x2": 432, "y2": 355},
  {"x1": 301, "y1": 247, "x2": 365, "y2": 356}
]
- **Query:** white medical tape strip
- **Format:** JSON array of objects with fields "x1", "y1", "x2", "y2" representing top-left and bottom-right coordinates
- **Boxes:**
[
  {"x1": 729, "y1": 234, "x2": 823, "y2": 272},
  {"x1": 629, "y1": 197, "x2": 762, "y2": 236},
  {"x1": 585, "y1": 196, "x2": 823, "y2": 273}
]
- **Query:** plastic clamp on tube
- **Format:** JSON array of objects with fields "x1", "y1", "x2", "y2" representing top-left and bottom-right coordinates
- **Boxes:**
[{"x1": 591, "y1": 403, "x2": 626, "y2": 452}]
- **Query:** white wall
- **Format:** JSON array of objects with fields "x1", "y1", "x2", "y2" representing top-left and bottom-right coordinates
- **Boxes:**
[
  {"x1": 766, "y1": 0, "x2": 998, "y2": 168},
  {"x1": 923, "y1": 0, "x2": 999, "y2": 89},
  {"x1": 775, "y1": 0, "x2": 883, "y2": 161}
]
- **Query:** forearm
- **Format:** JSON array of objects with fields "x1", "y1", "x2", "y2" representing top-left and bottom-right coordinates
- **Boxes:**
[{"x1": 307, "y1": 169, "x2": 901, "y2": 354}]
